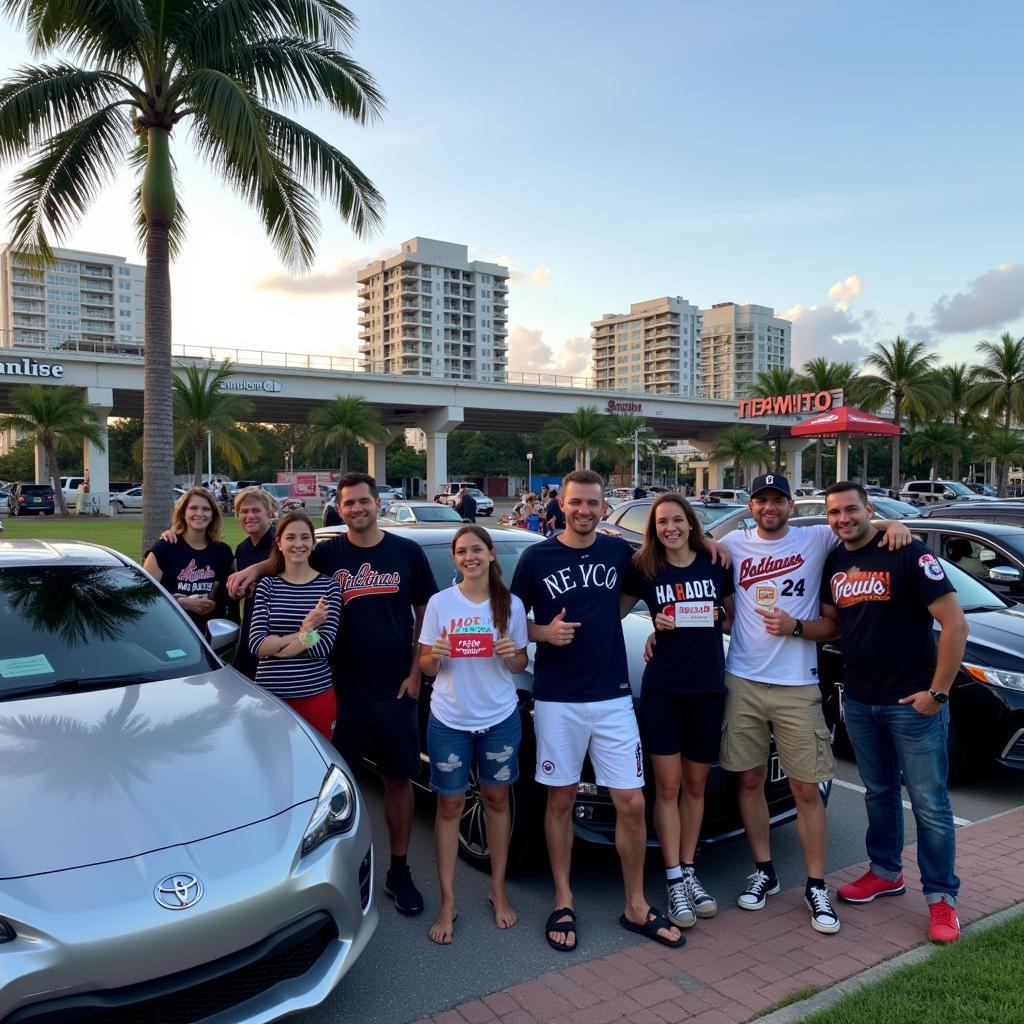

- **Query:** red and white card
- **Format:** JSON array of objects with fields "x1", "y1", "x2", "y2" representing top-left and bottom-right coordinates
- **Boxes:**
[{"x1": 449, "y1": 632, "x2": 495, "y2": 658}]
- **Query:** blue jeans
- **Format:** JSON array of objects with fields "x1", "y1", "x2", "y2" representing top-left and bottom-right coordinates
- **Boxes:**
[
  {"x1": 427, "y1": 709, "x2": 521, "y2": 795},
  {"x1": 844, "y1": 696, "x2": 959, "y2": 903}
]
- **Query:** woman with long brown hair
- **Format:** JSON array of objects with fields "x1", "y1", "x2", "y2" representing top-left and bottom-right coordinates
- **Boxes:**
[
  {"x1": 418, "y1": 525, "x2": 529, "y2": 944},
  {"x1": 621, "y1": 493, "x2": 734, "y2": 933}
]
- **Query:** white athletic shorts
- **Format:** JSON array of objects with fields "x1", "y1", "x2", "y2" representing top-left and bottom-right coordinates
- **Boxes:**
[{"x1": 534, "y1": 696, "x2": 644, "y2": 789}]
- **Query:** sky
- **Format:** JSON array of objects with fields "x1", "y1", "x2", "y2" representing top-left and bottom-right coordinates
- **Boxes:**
[{"x1": 2, "y1": 0, "x2": 1023, "y2": 381}]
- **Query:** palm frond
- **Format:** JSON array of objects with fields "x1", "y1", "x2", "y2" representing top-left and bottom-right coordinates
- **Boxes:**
[
  {"x1": 263, "y1": 109, "x2": 383, "y2": 237},
  {"x1": 0, "y1": 63, "x2": 131, "y2": 164},
  {"x1": 6, "y1": 102, "x2": 134, "y2": 257}
]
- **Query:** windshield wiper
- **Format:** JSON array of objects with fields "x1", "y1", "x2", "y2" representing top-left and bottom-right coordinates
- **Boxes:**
[
  {"x1": 2, "y1": 672, "x2": 161, "y2": 699},
  {"x1": 960, "y1": 604, "x2": 1004, "y2": 613}
]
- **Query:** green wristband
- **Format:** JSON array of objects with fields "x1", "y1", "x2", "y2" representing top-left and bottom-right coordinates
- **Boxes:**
[{"x1": 300, "y1": 628, "x2": 320, "y2": 648}]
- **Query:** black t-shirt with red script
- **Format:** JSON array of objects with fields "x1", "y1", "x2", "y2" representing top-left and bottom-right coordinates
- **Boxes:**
[
  {"x1": 150, "y1": 538, "x2": 233, "y2": 632},
  {"x1": 820, "y1": 539, "x2": 955, "y2": 704},
  {"x1": 511, "y1": 533, "x2": 633, "y2": 702},
  {"x1": 311, "y1": 531, "x2": 437, "y2": 702}
]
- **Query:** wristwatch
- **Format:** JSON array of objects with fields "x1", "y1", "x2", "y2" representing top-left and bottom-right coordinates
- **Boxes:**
[
  {"x1": 929, "y1": 689, "x2": 949, "y2": 704},
  {"x1": 791, "y1": 619, "x2": 804, "y2": 638}
]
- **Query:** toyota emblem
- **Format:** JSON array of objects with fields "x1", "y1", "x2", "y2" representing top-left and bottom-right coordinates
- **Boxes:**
[{"x1": 155, "y1": 873, "x2": 204, "y2": 910}]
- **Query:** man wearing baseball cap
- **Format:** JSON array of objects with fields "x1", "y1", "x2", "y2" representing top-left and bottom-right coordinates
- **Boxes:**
[{"x1": 716, "y1": 472, "x2": 911, "y2": 934}]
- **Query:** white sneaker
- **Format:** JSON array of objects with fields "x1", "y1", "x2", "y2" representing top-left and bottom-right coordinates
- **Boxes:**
[
  {"x1": 805, "y1": 884, "x2": 841, "y2": 934},
  {"x1": 667, "y1": 880, "x2": 697, "y2": 928},
  {"x1": 737, "y1": 869, "x2": 781, "y2": 910}
]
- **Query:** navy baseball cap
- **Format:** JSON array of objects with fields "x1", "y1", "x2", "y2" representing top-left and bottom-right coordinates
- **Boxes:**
[{"x1": 749, "y1": 473, "x2": 792, "y2": 499}]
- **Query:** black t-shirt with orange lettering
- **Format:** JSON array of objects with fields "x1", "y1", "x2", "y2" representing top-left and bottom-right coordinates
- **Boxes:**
[{"x1": 820, "y1": 539, "x2": 955, "y2": 704}]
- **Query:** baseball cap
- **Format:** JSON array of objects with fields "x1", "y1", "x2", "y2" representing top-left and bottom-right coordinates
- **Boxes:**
[{"x1": 749, "y1": 473, "x2": 792, "y2": 499}]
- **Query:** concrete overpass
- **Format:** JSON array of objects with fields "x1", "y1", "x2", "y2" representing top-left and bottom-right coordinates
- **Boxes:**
[{"x1": 0, "y1": 342, "x2": 812, "y2": 507}]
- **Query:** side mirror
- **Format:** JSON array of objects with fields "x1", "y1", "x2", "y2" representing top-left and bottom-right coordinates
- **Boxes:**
[
  {"x1": 988, "y1": 566, "x2": 1022, "y2": 585},
  {"x1": 206, "y1": 618, "x2": 240, "y2": 657}
]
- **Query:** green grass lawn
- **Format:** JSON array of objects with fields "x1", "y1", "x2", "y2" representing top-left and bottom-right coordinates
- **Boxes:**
[
  {"x1": 0, "y1": 514, "x2": 248, "y2": 562},
  {"x1": 796, "y1": 914, "x2": 1024, "y2": 1024}
]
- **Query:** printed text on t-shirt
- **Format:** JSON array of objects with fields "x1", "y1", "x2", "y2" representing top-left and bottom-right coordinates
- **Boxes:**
[
  {"x1": 830, "y1": 569, "x2": 891, "y2": 607},
  {"x1": 542, "y1": 561, "x2": 618, "y2": 599},
  {"x1": 738, "y1": 553, "x2": 805, "y2": 589},
  {"x1": 333, "y1": 562, "x2": 401, "y2": 603}
]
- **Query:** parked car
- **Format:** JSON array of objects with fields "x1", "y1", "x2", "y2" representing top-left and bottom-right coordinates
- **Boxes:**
[
  {"x1": 707, "y1": 488, "x2": 750, "y2": 502},
  {"x1": 110, "y1": 485, "x2": 186, "y2": 511},
  {"x1": 261, "y1": 482, "x2": 306, "y2": 513},
  {"x1": 382, "y1": 501, "x2": 464, "y2": 524},
  {"x1": 818, "y1": 554, "x2": 1024, "y2": 780},
  {"x1": 314, "y1": 521, "x2": 808, "y2": 870},
  {"x1": 58, "y1": 476, "x2": 87, "y2": 503},
  {"x1": 7, "y1": 482, "x2": 55, "y2": 516},
  {"x1": 434, "y1": 485, "x2": 494, "y2": 517},
  {"x1": 918, "y1": 501, "x2": 1024, "y2": 527},
  {"x1": 598, "y1": 497, "x2": 747, "y2": 549},
  {"x1": 0, "y1": 540, "x2": 376, "y2": 1023},
  {"x1": 792, "y1": 495, "x2": 921, "y2": 520},
  {"x1": 900, "y1": 479, "x2": 997, "y2": 505},
  {"x1": 965, "y1": 482, "x2": 997, "y2": 496}
]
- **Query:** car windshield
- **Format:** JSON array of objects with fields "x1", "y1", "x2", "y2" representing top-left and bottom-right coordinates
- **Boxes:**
[
  {"x1": 414, "y1": 506, "x2": 463, "y2": 522},
  {"x1": 421, "y1": 537, "x2": 540, "y2": 589},
  {"x1": 871, "y1": 497, "x2": 921, "y2": 518},
  {"x1": 0, "y1": 565, "x2": 218, "y2": 697},
  {"x1": 945, "y1": 482, "x2": 975, "y2": 497},
  {"x1": 693, "y1": 505, "x2": 740, "y2": 526}
]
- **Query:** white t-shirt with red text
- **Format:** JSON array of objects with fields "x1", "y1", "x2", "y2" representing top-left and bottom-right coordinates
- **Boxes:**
[{"x1": 722, "y1": 524, "x2": 838, "y2": 685}]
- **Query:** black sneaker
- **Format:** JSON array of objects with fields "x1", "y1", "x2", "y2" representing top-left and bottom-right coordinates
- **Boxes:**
[
  {"x1": 805, "y1": 884, "x2": 840, "y2": 934},
  {"x1": 737, "y1": 869, "x2": 780, "y2": 910},
  {"x1": 384, "y1": 865, "x2": 424, "y2": 916}
]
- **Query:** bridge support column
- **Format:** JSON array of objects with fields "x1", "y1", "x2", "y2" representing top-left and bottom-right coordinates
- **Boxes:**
[
  {"x1": 689, "y1": 441, "x2": 724, "y2": 491},
  {"x1": 418, "y1": 407, "x2": 464, "y2": 499},
  {"x1": 365, "y1": 428, "x2": 401, "y2": 487},
  {"x1": 84, "y1": 387, "x2": 113, "y2": 515},
  {"x1": 780, "y1": 437, "x2": 815, "y2": 489}
]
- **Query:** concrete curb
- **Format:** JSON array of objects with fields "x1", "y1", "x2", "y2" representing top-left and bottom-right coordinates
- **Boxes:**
[{"x1": 754, "y1": 900, "x2": 1024, "y2": 1023}]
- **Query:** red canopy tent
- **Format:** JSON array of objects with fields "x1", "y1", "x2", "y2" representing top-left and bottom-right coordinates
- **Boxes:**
[{"x1": 790, "y1": 406, "x2": 899, "y2": 483}]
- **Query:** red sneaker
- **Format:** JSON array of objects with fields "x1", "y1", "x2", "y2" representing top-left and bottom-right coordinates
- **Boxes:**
[
  {"x1": 928, "y1": 901, "x2": 960, "y2": 943},
  {"x1": 837, "y1": 870, "x2": 906, "y2": 904}
]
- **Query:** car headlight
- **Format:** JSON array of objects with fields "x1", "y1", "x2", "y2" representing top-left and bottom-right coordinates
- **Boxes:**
[
  {"x1": 301, "y1": 765, "x2": 356, "y2": 855},
  {"x1": 964, "y1": 662, "x2": 1024, "y2": 692}
]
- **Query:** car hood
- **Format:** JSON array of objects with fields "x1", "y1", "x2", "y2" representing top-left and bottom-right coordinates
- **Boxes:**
[
  {"x1": 962, "y1": 605, "x2": 1024, "y2": 670},
  {"x1": 0, "y1": 670, "x2": 328, "y2": 878}
]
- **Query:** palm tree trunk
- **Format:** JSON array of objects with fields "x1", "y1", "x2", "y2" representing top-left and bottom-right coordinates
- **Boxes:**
[
  {"x1": 891, "y1": 433, "x2": 901, "y2": 493},
  {"x1": 48, "y1": 445, "x2": 68, "y2": 516},
  {"x1": 193, "y1": 439, "x2": 203, "y2": 489},
  {"x1": 861, "y1": 441, "x2": 868, "y2": 483},
  {"x1": 339, "y1": 446, "x2": 348, "y2": 477},
  {"x1": 814, "y1": 440, "x2": 823, "y2": 489}
]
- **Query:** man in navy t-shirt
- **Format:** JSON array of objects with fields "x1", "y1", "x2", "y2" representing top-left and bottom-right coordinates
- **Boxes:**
[
  {"x1": 511, "y1": 470, "x2": 683, "y2": 952},
  {"x1": 544, "y1": 487, "x2": 565, "y2": 534}
]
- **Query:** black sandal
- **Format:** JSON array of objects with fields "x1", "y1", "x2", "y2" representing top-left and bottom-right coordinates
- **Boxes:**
[
  {"x1": 619, "y1": 907, "x2": 686, "y2": 948},
  {"x1": 545, "y1": 906, "x2": 577, "y2": 952}
]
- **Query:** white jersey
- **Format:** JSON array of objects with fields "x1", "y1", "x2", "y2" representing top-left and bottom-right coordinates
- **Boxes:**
[{"x1": 723, "y1": 523, "x2": 838, "y2": 685}]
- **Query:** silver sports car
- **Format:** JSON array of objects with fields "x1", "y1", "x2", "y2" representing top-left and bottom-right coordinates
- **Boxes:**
[{"x1": 0, "y1": 540, "x2": 376, "y2": 1023}]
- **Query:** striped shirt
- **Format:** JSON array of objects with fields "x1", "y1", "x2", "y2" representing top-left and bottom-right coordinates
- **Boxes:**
[{"x1": 248, "y1": 574, "x2": 342, "y2": 699}]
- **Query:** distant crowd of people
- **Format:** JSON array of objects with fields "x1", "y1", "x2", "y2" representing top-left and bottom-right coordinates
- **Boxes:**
[{"x1": 141, "y1": 469, "x2": 966, "y2": 950}]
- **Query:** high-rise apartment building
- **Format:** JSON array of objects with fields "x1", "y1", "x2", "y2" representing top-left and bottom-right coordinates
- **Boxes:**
[
  {"x1": 357, "y1": 237, "x2": 509, "y2": 382},
  {"x1": 0, "y1": 243, "x2": 145, "y2": 352},
  {"x1": 591, "y1": 296, "x2": 702, "y2": 395},
  {"x1": 698, "y1": 302, "x2": 791, "y2": 400}
]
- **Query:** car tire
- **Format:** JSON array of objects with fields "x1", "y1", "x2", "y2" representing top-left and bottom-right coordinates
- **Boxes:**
[
  {"x1": 44, "y1": 510, "x2": 54, "y2": 516},
  {"x1": 116, "y1": 500, "x2": 126, "y2": 512}
]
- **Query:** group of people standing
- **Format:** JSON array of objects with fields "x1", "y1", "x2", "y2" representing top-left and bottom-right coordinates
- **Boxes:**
[{"x1": 142, "y1": 466, "x2": 966, "y2": 952}]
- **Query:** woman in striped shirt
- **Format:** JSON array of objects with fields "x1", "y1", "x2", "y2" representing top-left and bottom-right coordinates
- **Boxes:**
[{"x1": 248, "y1": 511, "x2": 342, "y2": 740}]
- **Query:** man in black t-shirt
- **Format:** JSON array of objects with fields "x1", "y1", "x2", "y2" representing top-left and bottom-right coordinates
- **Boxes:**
[
  {"x1": 229, "y1": 487, "x2": 276, "y2": 679},
  {"x1": 817, "y1": 482, "x2": 967, "y2": 944},
  {"x1": 544, "y1": 487, "x2": 565, "y2": 534},
  {"x1": 310, "y1": 473, "x2": 436, "y2": 917},
  {"x1": 455, "y1": 487, "x2": 477, "y2": 522},
  {"x1": 512, "y1": 470, "x2": 683, "y2": 952}
]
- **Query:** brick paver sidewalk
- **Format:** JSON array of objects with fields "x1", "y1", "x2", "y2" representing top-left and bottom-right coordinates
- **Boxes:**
[{"x1": 414, "y1": 807, "x2": 1024, "y2": 1024}]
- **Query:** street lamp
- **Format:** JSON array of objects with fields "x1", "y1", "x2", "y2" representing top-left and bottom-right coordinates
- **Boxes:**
[
  {"x1": 285, "y1": 447, "x2": 294, "y2": 480},
  {"x1": 526, "y1": 450, "x2": 533, "y2": 495}
]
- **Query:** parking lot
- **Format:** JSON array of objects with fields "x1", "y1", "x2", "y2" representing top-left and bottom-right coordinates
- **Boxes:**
[{"x1": 296, "y1": 753, "x2": 1024, "y2": 1024}]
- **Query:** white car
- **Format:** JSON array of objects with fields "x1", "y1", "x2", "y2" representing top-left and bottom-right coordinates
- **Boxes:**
[{"x1": 110, "y1": 486, "x2": 186, "y2": 511}]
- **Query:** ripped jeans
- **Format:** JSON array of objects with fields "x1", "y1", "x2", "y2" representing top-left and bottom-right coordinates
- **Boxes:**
[{"x1": 427, "y1": 708, "x2": 522, "y2": 795}]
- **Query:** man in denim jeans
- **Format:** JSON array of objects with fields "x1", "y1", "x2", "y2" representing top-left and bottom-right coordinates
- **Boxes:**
[{"x1": 818, "y1": 482, "x2": 968, "y2": 943}]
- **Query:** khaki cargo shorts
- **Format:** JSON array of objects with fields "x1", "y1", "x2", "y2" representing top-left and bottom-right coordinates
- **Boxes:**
[{"x1": 720, "y1": 672, "x2": 834, "y2": 784}]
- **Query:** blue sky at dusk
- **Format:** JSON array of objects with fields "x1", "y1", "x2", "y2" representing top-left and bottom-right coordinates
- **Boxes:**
[{"x1": 1, "y1": 0, "x2": 1022, "y2": 378}]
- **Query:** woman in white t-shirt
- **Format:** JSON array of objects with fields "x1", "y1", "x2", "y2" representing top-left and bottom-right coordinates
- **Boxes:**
[{"x1": 418, "y1": 525, "x2": 529, "y2": 945}]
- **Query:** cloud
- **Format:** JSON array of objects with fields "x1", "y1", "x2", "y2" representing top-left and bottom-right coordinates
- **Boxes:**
[
  {"x1": 253, "y1": 247, "x2": 393, "y2": 296},
  {"x1": 827, "y1": 275, "x2": 865, "y2": 310},
  {"x1": 930, "y1": 262, "x2": 1024, "y2": 334},
  {"x1": 468, "y1": 245, "x2": 550, "y2": 287},
  {"x1": 509, "y1": 264, "x2": 551, "y2": 286},
  {"x1": 781, "y1": 303, "x2": 869, "y2": 368},
  {"x1": 508, "y1": 326, "x2": 591, "y2": 378}
]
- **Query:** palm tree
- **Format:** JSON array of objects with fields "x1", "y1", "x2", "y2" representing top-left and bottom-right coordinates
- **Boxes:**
[
  {"x1": 0, "y1": 384, "x2": 105, "y2": 515},
  {"x1": 710, "y1": 426, "x2": 771, "y2": 488},
  {"x1": 795, "y1": 359, "x2": 858, "y2": 487},
  {"x1": 751, "y1": 367, "x2": 801, "y2": 472},
  {"x1": 858, "y1": 338, "x2": 942, "y2": 492},
  {"x1": 933, "y1": 362, "x2": 981, "y2": 480},
  {"x1": 906, "y1": 424, "x2": 964, "y2": 481},
  {"x1": 0, "y1": 1, "x2": 385, "y2": 550},
  {"x1": 305, "y1": 395, "x2": 386, "y2": 476},
  {"x1": 545, "y1": 405, "x2": 617, "y2": 470},
  {"x1": 979, "y1": 428, "x2": 1024, "y2": 497},
  {"x1": 172, "y1": 361, "x2": 260, "y2": 487},
  {"x1": 971, "y1": 333, "x2": 1024, "y2": 430},
  {"x1": 606, "y1": 412, "x2": 656, "y2": 484}
]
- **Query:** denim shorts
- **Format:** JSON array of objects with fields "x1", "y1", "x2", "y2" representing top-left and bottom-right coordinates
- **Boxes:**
[{"x1": 427, "y1": 708, "x2": 522, "y2": 795}]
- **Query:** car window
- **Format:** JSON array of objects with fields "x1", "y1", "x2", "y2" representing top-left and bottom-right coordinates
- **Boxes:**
[
  {"x1": 617, "y1": 506, "x2": 650, "y2": 535},
  {"x1": 0, "y1": 565, "x2": 218, "y2": 696},
  {"x1": 415, "y1": 506, "x2": 462, "y2": 522},
  {"x1": 420, "y1": 538, "x2": 540, "y2": 590},
  {"x1": 796, "y1": 500, "x2": 826, "y2": 516}
]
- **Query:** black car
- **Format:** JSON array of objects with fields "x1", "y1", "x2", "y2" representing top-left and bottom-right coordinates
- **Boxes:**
[
  {"x1": 7, "y1": 482, "x2": 55, "y2": 516},
  {"x1": 818, "y1": 556, "x2": 1024, "y2": 780},
  {"x1": 315, "y1": 521, "x2": 804, "y2": 870},
  {"x1": 598, "y1": 497, "x2": 748, "y2": 549},
  {"x1": 918, "y1": 501, "x2": 1024, "y2": 527}
]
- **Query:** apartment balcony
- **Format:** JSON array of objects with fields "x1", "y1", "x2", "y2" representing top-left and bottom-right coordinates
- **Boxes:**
[
  {"x1": 80, "y1": 266, "x2": 112, "y2": 279},
  {"x1": 493, "y1": 280, "x2": 508, "y2": 293},
  {"x1": 493, "y1": 310, "x2": 507, "y2": 322}
]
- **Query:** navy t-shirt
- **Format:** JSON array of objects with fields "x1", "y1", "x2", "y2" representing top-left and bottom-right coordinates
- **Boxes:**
[
  {"x1": 150, "y1": 537, "x2": 233, "y2": 632},
  {"x1": 545, "y1": 498, "x2": 565, "y2": 530},
  {"x1": 510, "y1": 533, "x2": 633, "y2": 702},
  {"x1": 229, "y1": 526, "x2": 275, "y2": 680},
  {"x1": 311, "y1": 531, "x2": 437, "y2": 702},
  {"x1": 623, "y1": 552, "x2": 734, "y2": 694},
  {"x1": 820, "y1": 539, "x2": 956, "y2": 704},
  {"x1": 322, "y1": 503, "x2": 342, "y2": 528}
]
